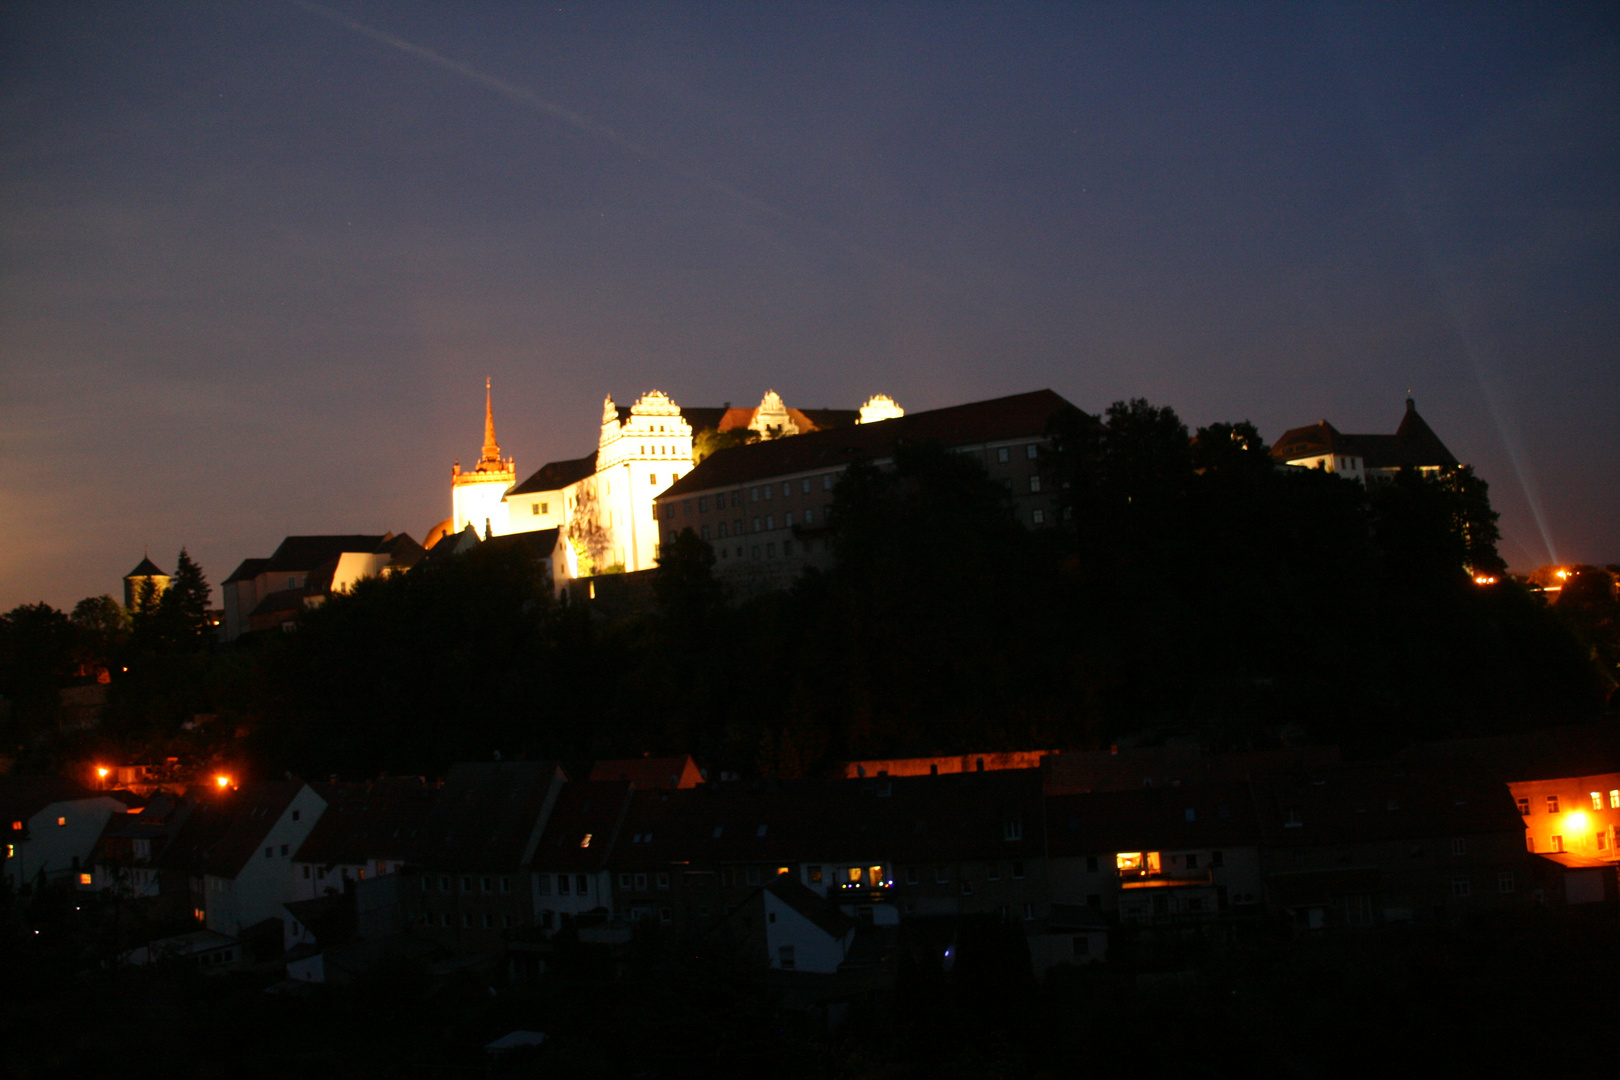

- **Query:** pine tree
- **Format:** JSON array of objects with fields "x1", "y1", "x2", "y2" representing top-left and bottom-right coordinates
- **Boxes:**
[{"x1": 156, "y1": 548, "x2": 212, "y2": 652}]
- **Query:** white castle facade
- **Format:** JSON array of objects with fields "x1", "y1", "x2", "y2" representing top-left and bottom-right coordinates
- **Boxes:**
[{"x1": 446, "y1": 385, "x2": 903, "y2": 576}]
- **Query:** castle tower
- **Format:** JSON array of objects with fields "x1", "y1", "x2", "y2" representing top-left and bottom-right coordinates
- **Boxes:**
[
  {"x1": 749, "y1": 390, "x2": 800, "y2": 439},
  {"x1": 451, "y1": 378, "x2": 517, "y2": 537},
  {"x1": 124, "y1": 556, "x2": 170, "y2": 612}
]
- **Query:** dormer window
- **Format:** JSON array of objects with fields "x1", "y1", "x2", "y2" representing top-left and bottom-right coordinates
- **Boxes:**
[{"x1": 580, "y1": 833, "x2": 592, "y2": 848}]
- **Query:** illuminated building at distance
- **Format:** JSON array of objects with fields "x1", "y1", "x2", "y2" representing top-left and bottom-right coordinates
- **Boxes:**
[{"x1": 445, "y1": 385, "x2": 903, "y2": 576}]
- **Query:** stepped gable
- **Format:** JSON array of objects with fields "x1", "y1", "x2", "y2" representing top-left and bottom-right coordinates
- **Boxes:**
[
  {"x1": 661, "y1": 389, "x2": 1072, "y2": 496},
  {"x1": 508, "y1": 452, "x2": 599, "y2": 496}
]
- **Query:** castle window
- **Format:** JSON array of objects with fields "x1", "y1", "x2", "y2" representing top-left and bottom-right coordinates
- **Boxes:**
[
  {"x1": 752, "y1": 517, "x2": 761, "y2": 532},
  {"x1": 801, "y1": 478, "x2": 811, "y2": 493},
  {"x1": 540, "y1": 502, "x2": 548, "y2": 514},
  {"x1": 698, "y1": 496, "x2": 708, "y2": 512},
  {"x1": 649, "y1": 474, "x2": 657, "y2": 485},
  {"x1": 684, "y1": 500, "x2": 691, "y2": 515},
  {"x1": 803, "y1": 508, "x2": 814, "y2": 524},
  {"x1": 1028, "y1": 476, "x2": 1041, "y2": 492},
  {"x1": 785, "y1": 511, "x2": 794, "y2": 526},
  {"x1": 717, "y1": 522, "x2": 727, "y2": 537},
  {"x1": 765, "y1": 515, "x2": 774, "y2": 530},
  {"x1": 782, "y1": 482, "x2": 791, "y2": 496},
  {"x1": 998, "y1": 447, "x2": 1009, "y2": 463},
  {"x1": 1027, "y1": 444, "x2": 1039, "y2": 459},
  {"x1": 823, "y1": 474, "x2": 833, "y2": 490},
  {"x1": 1032, "y1": 509, "x2": 1045, "y2": 524},
  {"x1": 532, "y1": 504, "x2": 540, "y2": 515},
  {"x1": 701, "y1": 525, "x2": 710, "y2": 540},
  {"x1": 751, "y1": 487, "x2": 760, "y2": 501}
]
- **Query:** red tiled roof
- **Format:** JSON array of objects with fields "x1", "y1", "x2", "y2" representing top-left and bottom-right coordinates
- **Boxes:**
[
  {"x1": 588, "y1": 755, "x2": 703, "y2": 789},
  {"x1": 658, "y1": 389, "x2": 1074, "y2": 498}
]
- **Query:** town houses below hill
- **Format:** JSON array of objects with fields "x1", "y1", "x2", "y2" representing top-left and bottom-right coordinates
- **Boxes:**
[{"x1": 6, "y1": 728, "x2": 1617, "y2": 990}]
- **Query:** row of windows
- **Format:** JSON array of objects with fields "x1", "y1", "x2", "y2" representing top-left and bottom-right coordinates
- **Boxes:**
[
  {"x1": 701, "y1": 507, "x2": 819, "y2": 537},
  {"x1": 425, "y1": 911, "x2": 514, "y2": 930},
  {"x1": 715, "y1": 540, "x2": 803, "y2": 561},
  {"x1": 1520, "y1": 791, "x2": 1620, "y2": 814},
  {"x1": 420, "y1": 874, "x2": 513, "y2": 893},
  {"x1": 536, "y1": 873, "x2": 590, "y2": 896}
]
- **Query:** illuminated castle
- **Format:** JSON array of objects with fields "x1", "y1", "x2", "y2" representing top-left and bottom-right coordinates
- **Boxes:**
[{"x1": 444, "y1": 386, "x2": 903, "y2": 575}]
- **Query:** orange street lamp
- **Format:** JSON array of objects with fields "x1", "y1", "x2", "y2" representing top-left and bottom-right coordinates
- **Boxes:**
[{"x1": 214, "y1": 774, "x2": 232, "y2": 790}]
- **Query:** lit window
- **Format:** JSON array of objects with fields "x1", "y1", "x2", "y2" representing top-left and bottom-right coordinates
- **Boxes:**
[
  {"x1": 9, "y1": 821, "x2": 19, "y2": 831},
  {"x1": 1594, "y1": 792, "x2": 1604, "y2": 811},
  {"x1": 57, "y1": 817, "x2": 66, "y2": 827},
  {"x1": 1611, "y1": 790, "x2": 1620, "y2": 809},
  {"x1": 1547, "y1": 795, "x2": 1559, "y2": 813},
  {"x1": 79, "y1": 872, "x2": 92, "y2": 885},
  {"x1": 1516, "y1": 797, "x2": 1530, "y2": 815},
  {"x1": 580, "y1": 833, "x2": 592, "y2": 848},
  {"x1": 1551, "y1": 835, "x2": 1564, "y2": 853},
  {"x1": 649, "y1": 474, "x2": 656, "y2": 485}
]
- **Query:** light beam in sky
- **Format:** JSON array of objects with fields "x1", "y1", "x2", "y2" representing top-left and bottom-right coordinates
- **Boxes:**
[{"x1": 286, "y1": 0, "x2": 917, "y2": 278}]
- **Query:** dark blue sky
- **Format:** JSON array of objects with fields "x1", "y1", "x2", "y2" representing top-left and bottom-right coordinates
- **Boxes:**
[{"x1": 3, "y1": 1, "x2": 1616, "y2": 609}]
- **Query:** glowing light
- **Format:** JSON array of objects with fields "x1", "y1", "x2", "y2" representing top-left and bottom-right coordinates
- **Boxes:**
[
  {"x1": 1473, "y1": 575, "x2": 1498, "y2": 585},
  {"x1": 1556, "y1": 569, "x2": 1570, "y2": 580},
  {"x1": 96, "y1": 767, "x2": 110, "y2": 779},
  {"x1": 214, "y1": 774, "x2": 231, "y2": 789},
  {"x1": 1565, "y1": 811, "x2": 1589, "y2": 834}
]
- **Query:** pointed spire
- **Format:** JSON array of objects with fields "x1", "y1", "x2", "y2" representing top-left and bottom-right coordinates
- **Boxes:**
[{"x1": 481, "y1": 377, "x2": 501, "y2": 465}]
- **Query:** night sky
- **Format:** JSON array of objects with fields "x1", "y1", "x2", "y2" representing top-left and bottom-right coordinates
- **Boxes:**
[{"x1": 3, "y1": 1, "x2": 1616, "y2": 611}]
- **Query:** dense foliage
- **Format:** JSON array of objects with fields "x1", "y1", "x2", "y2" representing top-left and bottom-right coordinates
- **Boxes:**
[{"x1": 1, "y1": 402, "x2": 1607, "y2": 779}]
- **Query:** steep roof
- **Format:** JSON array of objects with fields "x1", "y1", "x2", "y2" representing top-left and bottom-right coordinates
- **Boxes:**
[
  {"x1": 294, "y1": 779, "x2": 435, "y2": 865},
  {"x1": 223, "y1": 558, "x2": 269, "y2": 585},
  {"x1": 156, "y1": 782, "x2": 308, "y2": 878},
  {"x1": 0, "y1": 775, "x2": 103, "y2": 823},
  {"x1": 264, "y1": 535, "x2": 393, "y2": 573},
  {"x1": 606, "y1": 770, "x2": 1047, "y2": 869},
  {"x1": 1046, "y1": 783, "x2": 1262, "y2": 856},
  {"x1": 531, "y1": 780, "x2": 633, "y2": 872},
  {"x1": 1395, "y1": 722, "x2": 1620, "y2": 783},
  {"x1": 478, "y1": 528, "x2": 563, "y2": 561},
  {"x1": 660, "y1": 389, "x2": 1074, "y2": 497},
  {"x1": 508, "y1": 453, "x2": 599, "y2": 496},
  {"x1": 1271, "y1": 400, "x2": 1458, "y2": 470},
  {"x1": 411, "y1": 762, "x2": 564, "y2": 872},
  {"x1": 126, "y1": 557, "x2": 167, "y2": 578},
  {"x1": 764, "y1": 876, "x2": 859, "y2": 939}
]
